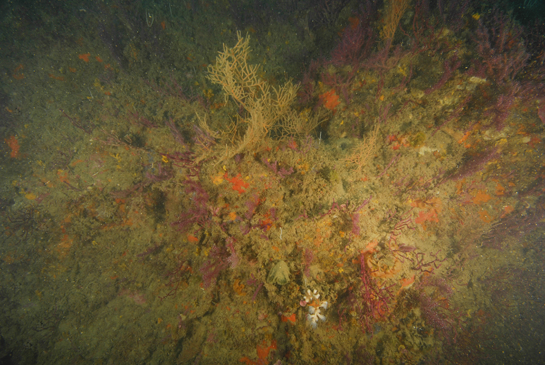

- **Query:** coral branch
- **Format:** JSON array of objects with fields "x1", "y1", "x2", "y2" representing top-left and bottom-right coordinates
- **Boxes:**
[
  {"x1": 200, "y1": 245, "x2": 229, "y2": 288},
  {"x1": 475, "y1": 11, "x2": 529, "y2": 84},
  {"x1": 424, "y1": 56, "x2": 461, "y2": 94}
]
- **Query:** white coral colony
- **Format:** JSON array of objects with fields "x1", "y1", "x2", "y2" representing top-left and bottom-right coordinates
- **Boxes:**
[{"x1": 301, "y1": 289, "x2": 328, "y2": 329}]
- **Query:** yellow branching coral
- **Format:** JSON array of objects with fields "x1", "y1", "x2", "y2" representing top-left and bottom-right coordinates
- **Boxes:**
[
  {"x1": 382, "y1": 0, "x2": 411, "y2": 42},
  {"x1": 205, "y1": 32, "x2": 318, "y2": 160},
  {"x1": 345, "y1": 124, "x2": 380, "y2": 175}
]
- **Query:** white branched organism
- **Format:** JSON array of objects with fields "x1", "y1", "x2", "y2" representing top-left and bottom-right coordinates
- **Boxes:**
[{"x1": 301, "y1": 289, "x2": 328, "y2": 329}]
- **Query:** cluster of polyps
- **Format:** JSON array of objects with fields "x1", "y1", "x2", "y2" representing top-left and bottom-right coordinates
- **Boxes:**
[{"x1": 300, "y1": 289, "x2": 328, "y2": 329}]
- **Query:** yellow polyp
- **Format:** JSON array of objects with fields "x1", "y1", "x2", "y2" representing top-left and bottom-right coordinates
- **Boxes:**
[
  {"x1": 212, "y1": 173, "x2": 224, "y2": 185},
  {"x1": 110, "y1": 153, "x2": 121, "y2": 162},
  {"x1": 162, "y1": 155, "x2": 169, "y2": 163}
]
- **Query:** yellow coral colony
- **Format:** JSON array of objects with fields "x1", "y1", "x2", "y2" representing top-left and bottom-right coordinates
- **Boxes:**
[{"x1": 205, "y1": 32, "x2": 319, "y2": 161}]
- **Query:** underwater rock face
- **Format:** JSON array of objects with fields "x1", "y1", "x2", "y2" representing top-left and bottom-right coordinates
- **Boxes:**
[{"x1": 267, "y1": 260, "x2": 290, "y2": 285}]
